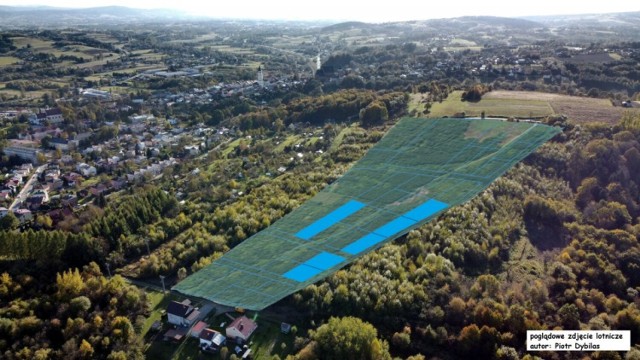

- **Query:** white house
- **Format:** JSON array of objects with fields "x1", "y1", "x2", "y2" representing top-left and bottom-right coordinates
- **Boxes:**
[
  {"x1": 36, "y1": 108, "x2": 64, "y2": 125},
  {"x1": 167, "y1": 300, "x2": 200, "y2": 327},
  {"x1": 199, "y1": 328, "x2": 226, "y2": 350},
  {"x1": 13, "y1": 208, "x2": 33, "y2": 223},
  {"x1": 184, "y1": 145, "x2": 200, "y2": 156},
  {"x1": 76, "y1": 163, "x2": 97, "y2": 177},
  {"x1": 225, "y1": 316, "x2": 257, "y2": 343},
  {"x1": 0, "y1": 207, "x2": 9, "y2": 218}
]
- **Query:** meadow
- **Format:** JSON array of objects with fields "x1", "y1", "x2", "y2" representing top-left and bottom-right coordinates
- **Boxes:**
[{"x1": 426, "y1": 90, "x2": 636, "y2": 123}]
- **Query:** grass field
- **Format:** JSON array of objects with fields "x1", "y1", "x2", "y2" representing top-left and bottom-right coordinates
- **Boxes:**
[
  {"x1": 175, "y1": 118, "x2": 559, "y2": 310},
  {"x1": 408, "y1": 93, "x2": 429, "y2": 115},
  {"x1": 428, "y1": 90, "x2": 554, "y2": 118},
  {"x1": 210, "y1": 45, "x2": 255, "y2": 55},
  {"x1": 426, "y1": 90, "x2": 636, "y2": 124},
  {"x1": 0, "y1": 56, "x2": 21, "y2": 66},
  {"x1": 11, "y1": 37, "x2": 55, "y2": 51},
  {"x1": 486, "y1": 91, "x2": 635, "y2": 124}
]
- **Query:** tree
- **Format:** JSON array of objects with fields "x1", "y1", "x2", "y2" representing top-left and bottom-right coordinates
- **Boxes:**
[
  {"x1": 177, "y1": 267, "x2": 187, "y2": 281},
  {"x1": 308, "y1": 316, "x2": 391, "y2": 360},
  {"x1": 359, "y1": 101, "x2": 388, "y2": 127},
  {"x1": 0, "y1": 212, "x2": 20, "y2": 230},
  {"x1": 558, "y1": 303, "x2": 580, "y2": 329},
  {"x1": 79, "y1": 339, "x2": 94, "y2": 359},
  {"x1": 56, "y1": 268, "x2": 86, "y2": 300},
  {"x1": 36, "y1": 214, "x2": 53, "y2": 229}
]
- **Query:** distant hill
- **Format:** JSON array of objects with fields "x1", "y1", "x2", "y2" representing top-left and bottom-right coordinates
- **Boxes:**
[
  {"x1": 0, "y1": 5, "x2": 191, "y2": 28},
  {"x1": 523, "y1": 11, "x2": 640, "y2": 26},
  {"x1": 419, "y1": 16, "x2": 546, "y2": 34},
  {"x1": 521, "y1": 11, "x2": 640, "y2": 41},
  {"x1": 319, "y1": 16, "x2": 547, "y2": 40},
  {"x1": 321, "y1": 21, "x2": 373, "y2": 32}
]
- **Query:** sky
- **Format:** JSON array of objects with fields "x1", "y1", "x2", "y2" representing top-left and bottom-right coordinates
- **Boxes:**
[{"x1": 0, "y1": 0, "x2": 638, "y2": 22}]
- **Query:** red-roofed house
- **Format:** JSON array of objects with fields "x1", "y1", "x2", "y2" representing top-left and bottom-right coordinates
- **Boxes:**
[
  {"x1": 190, "y1": 321, "x2": 207, "y2": 338},
  {"x1": 225, "y1": 316, "x2": 257, "y2": 343}
]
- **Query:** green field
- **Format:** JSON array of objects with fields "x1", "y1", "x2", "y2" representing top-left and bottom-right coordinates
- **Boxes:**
[
  {"x1": 427, "y1": 91, "x2": 555, "y2": 118},
  {"x1": 175, "y1": 118, "x2": 560, "y2": 310}
]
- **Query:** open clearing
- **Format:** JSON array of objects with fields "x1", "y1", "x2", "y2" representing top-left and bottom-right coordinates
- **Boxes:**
[
  {"x1": 428, "y1": 90, "x2": 554, "y2": 118},
  {"x1": 0, "y1": 56, "x2": 21, "y2": 66},
  {"x1": 427, "y1": 90, "x2": 636, "y2": 124}
]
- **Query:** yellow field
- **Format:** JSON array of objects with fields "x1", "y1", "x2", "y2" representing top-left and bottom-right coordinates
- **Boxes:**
[
  {"x1": 425, "y1": 90, "x2": 637, "y2": 124},
  {"x1": 428, "y1": 91, "x2": 553, "y2": 118},
  {"x1": 0, "y1": 56, "x2": 21, "y2": 66},
  {"x1": 11, "y1": 37, "x2": 55, "y2": 51}
]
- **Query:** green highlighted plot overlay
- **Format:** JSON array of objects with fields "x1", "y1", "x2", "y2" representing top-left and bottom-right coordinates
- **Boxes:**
[{"x1": 174, "y1": 118, "x2": 560, "y2": 310}]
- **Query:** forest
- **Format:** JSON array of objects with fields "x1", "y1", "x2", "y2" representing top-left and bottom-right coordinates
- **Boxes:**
[{"x1": 287, "y1": 116, "x2": 640, "y2": 359}]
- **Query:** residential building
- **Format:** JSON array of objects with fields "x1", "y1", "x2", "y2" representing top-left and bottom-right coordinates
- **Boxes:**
[
  {"x1": 76, "y1": 163, "x2": 97, "y2": 177},
  {"x1": 60, "y1": 194, "x2": 78, "y2": 207},
  {"x1": 167, "y1": 300, "x2": 200, "y2": 327},
  {"x1": 225, "y1": 316, "x2": 257, "y2": 343},
  {"x1": 13, "y1": 208, "x2": 33, "y2": 223},
  {"x1": 82, "y1": 88, "x2": 112, "y2": 100},
  {"x1": 199, "y1": 328, "x2": 226, "y2": 350},
  {"x1": 3, "y1": 146, "x2": 42, "y2": 163},
  {"x1": 49, "y1": 137, "x2": 70, "y2": 151},
  {"x1": 36, "y1": 108, "x2": 64, "y2": 125},
  {"x1": 189, "y1": 321, "x2": 207, "y2": 338}
]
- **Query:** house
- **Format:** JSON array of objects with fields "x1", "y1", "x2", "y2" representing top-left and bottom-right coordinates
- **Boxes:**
[
  {"x1": 3, "y1": 146, "x2": 42, "y2": 164},
  {"x1": 13, "y1": 208, "x2": 33, "y2": 223},
  {"x1": 0, "y1": 191, "x2": 11, "y2": 202},
  {"x1": 47, "y1": 208, "x2": 74, "y2": 223},
  {"x1": 49, "y1": 138, "x2": 70, "y2": 151},
  {"x1": 89, "y1": 184, "x2": 108, "y2": 197},
  {"x1": 82, "y1": 88, "x2": 112, "y2": 100},
  {"x1": 167, "y1": 300, "x2": 200, "y2": 327},
  {"x1": 26, "y1": 195, "x2": 46, "y2": 210},
  {"x1": 76, "y1": 163, "x2": 97, "y2": 177},
  {"x1": 110, "y1": 179, "x2": 126, "y2": 191},
  {"x1": 61, "y1": 194, "x2": 78, "y2": 207},
  {"x1": 280, "y1": 323, "x2": 291, "y2": 334},
  {"x1": 190, "y1": 321, "x2": 207, "y2": 338},
  {"x1": 5, "y1": 178, "x2": 21, "y2": 190},
  {"x1": 0, "y1": 207, "x2": 9, "y2": 218},
  {"x1": 62, "y1": 173, "x2": 83, "y2": 187},
  {"x1": 225, "y1": 316, "x2": 257, "y2": 343},
  {"x1": 184, "y1": 145, "x2": 200, "y2": 156},
  {"x1": 45, "y1": 168, "x2": 61, "y2": 182},
  {"x1": 36, "y1": 108, "x2": 64, "y2": 125},
  {"x1": 199, "y1": 328, "x2": 226, "y2": 350}
]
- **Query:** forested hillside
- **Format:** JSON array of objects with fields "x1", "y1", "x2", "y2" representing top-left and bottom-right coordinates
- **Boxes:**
[{"x1": 287, "y1": 117, "x2": 640, "y2": 359}]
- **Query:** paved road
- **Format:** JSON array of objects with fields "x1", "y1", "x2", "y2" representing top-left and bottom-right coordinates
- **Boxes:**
[{"x1": 9, "y1": 164, "x2": 46, "y2": 210}]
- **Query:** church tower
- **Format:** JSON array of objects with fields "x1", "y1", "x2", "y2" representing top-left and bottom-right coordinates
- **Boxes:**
[{"x1": 257, "y1": 66, "x2": 264, "y2": 88}]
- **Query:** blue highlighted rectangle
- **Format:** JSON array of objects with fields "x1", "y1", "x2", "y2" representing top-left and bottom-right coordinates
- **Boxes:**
[
  {"x1": 295, "y1": 200, "x2": 365, "y2": 240},
  {"x1": 373, "y1": 216, "x2": 417, "y2": 237},
  {"x1": 342, "y1": 233, "x2": 386, "y2": 255},
  {"x1": 283, "y1": 264, "x2": 323, "y2": 282},
  {"x1": 341, "y1": 199, "x2": 450, "y2": 256},
  {"x1": 403, "y1": 199, "x2": 449, "y2": 222},
  {"x1": 304, "y1": 252, "x2": 345, "y2": 270}
]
